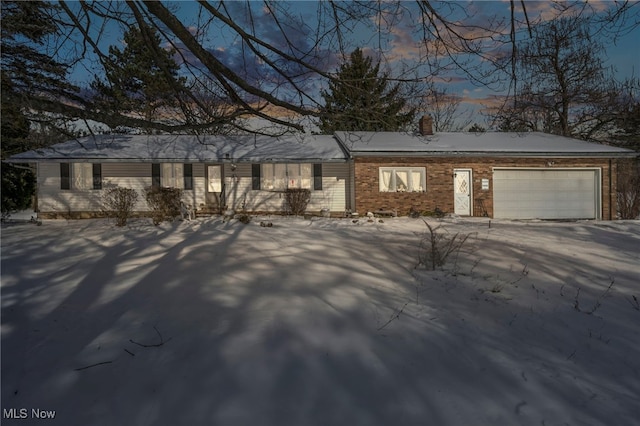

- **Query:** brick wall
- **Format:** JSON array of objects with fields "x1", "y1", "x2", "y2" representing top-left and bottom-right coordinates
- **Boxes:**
[{"x1": 354, "y1": 156, "x2": 619, "y2": 218}]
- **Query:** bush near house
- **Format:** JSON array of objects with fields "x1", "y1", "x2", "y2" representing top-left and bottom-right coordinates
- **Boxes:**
[
  {"x1": 617, "y1": 160, "x2": 640, "y2": 219},
  {"x1": 285, "y1": 188, "x2": 311, "y2": 216},
  {"x1": 1, "y1": 164, "x2": 36, "y2": 216},
  {"x1": 102, "y1": 187, "x2": 139, "y2": 227},
  {"x1": 144, "y1": 186, "x2": 182, "y2": 225}
]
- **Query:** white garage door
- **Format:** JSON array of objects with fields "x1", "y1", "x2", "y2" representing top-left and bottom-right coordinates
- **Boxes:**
[{"x1": 493, "y1": 169, "x2": 600, "y2": 219}]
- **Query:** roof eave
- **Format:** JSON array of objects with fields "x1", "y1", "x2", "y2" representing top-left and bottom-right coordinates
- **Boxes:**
[{"x1": 349, "y1": 151, "x2": 638, "y2": 158}]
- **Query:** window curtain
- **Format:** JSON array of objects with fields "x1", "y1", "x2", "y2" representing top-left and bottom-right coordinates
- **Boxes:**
[
  {"x1": 273, "y1": 164, "x2": 287, "y2": 190},
  {"x1": 299, "y1": 164, "x2": 312, "y2": 189},
  {"x1": 395, "y1": 170, "x2": 408, "y2": 192},
  {"x1": 262, "y1": 164, "x2": 275, "y2": 190},
  {"x1": 411, "y1": 171, "x2": 423, "y2": 192},
  {"x1": 380, "y1": 169, "x2": 392, "y2": 192},
  {"x1": 73, "y1": 163, "x2": 93, "y2": 190},
  {"x1": 162, "y1": 163, "x2": 183, "y2": 188}
]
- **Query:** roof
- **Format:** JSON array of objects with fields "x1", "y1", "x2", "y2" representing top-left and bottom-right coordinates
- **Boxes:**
[
  {"x1": 334, "y1": 131, "x2": 636, "y2": 157},
  {"x1": 7, "y1": 133, "x2": 348, "y2": 163},
  {"x1": 7, "y1": 131, "x2": 636, "y2": 163}
]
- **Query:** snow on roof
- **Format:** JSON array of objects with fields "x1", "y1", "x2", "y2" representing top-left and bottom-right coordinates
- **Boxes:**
[
  {"x1": 335, "y1": 131, "x2": 636, "y2": 157},
  {"x1": 7, "y1": 133, "x2": 348, "y2": 163},
  {"x1": 8, "y1": 131, "x2": 635, "y2": 163}
]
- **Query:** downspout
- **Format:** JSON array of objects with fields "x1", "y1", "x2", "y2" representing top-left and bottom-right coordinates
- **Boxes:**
[
  {"x1": 609, "y1": 159, "x2": 613, "y2": 220},
  {"x1": 332, "y1": 133, "x2": 356, "y2": 215}
]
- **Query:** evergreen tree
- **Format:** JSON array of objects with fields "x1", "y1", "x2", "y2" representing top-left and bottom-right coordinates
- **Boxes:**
[
  {"x1": 318, "y1": 48, "x2": 415, "y2": 132},
  {"x1": 1, "y1": 1, "x2": 68, "y2": 214},
  {"x1": 91, "y1": 24, "x2": 188, "y2": 126}
]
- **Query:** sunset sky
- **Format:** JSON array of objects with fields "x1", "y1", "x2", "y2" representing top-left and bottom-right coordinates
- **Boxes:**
[{"x1": 67, "y1": 1, "x2": 640, "y2": 122}]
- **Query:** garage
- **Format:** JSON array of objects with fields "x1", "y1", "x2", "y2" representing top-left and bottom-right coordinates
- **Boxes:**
[{"x1": 493, "y1": 168, "x2": 601, "y2": 220}]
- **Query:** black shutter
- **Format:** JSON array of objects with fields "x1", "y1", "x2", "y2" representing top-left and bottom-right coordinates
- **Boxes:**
[
  {"x1": 183, "y1": 164, "x2": 193, "y2": 190},
  {"x1": 92, "y1": 163, "x2": 102, "y2": 190},
  {"x1": 152, "y1": 163, "x2": 161, "y2": 188},
  {"x1": 313, "y1": 163, "x2": 322, "y2": 190},
  {"x1": 60, "y1": 163, "x2": 70, "y2": 190},
  {"x1": 252, "y1": 164, "x2": 261, "y2": 190}
]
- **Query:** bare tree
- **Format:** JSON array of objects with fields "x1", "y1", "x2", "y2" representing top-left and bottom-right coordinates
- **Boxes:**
[
  {"x1": 490, "y1": 9, "x2": 640, "y2": 139},
  {"x1": 423, "y1": 85, "x2": 472, "y2": 131},
  {"x1": 3, "y1": 1, "x2": 637, "y2": 134}
]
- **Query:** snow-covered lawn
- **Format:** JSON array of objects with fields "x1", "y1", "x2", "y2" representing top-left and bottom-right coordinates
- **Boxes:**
[{"x1": 2, "y1": 215, "x2": 639, "y2": 426}]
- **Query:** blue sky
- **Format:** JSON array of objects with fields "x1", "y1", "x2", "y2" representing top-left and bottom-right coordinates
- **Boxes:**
[{"x1": 66, "y1": 1, "x2": 640, "y2": 116}]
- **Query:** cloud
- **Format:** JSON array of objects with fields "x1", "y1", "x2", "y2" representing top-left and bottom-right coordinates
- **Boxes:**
[{"x1": 461, "y1": 93, "x2": 509, "y2": 112}]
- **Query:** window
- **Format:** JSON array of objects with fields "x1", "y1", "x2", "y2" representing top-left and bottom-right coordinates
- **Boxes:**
[
  {"x1": 162, "y1": 163, "x2": 183, "y2": 188},
  {"x1": 256, "y1": 163, "x2": 314, "y2": 191},
  {"x1": 379, "y1": 167, "x2": 426, "y2": 192},
  {"x1": 152, "y1": 163, "x2": 191, "y2": 189},
  {"x1": 60, "y1": 163, "x2": 101, "y2": 190}
]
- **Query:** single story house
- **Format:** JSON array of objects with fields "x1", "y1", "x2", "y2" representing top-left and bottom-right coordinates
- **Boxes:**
[
  {"x1": 7, "y1": 120, "x2": 636, "y2": 220},
  {"x1": 6, "y1": 133, "x2": 351, "y2": 218},
  {"x1": 335, "y1": 117, "x2": 637, "y2": 220}
]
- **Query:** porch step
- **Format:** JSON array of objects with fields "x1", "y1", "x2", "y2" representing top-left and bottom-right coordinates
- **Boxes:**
[{"x1": 195, "y1": 205, "x2": 220, "y2": 217}]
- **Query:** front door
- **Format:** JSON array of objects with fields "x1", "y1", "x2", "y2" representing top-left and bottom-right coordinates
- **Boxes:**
[{"x1": 453, "y1": 169, "x2": 472, "y2": 216}]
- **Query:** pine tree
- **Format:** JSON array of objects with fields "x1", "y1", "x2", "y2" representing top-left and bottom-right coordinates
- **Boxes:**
[
  {"x1": 1, "y1": 1, "x2": 69, "y2": 214},
  {"x1": 318, "y1": 48, "x2": 415, "y2": 133},
  {"x1": 91, "y1": 24, "x2": 187, "y2": 126}
]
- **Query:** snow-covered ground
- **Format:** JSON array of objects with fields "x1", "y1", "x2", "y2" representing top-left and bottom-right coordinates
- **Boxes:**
[{"x1": 1, "y1": 215, "x2": 639, "y2": 426}]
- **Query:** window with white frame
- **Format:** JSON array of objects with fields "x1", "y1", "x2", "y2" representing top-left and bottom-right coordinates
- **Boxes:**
[
  {"x1": 379, "y1": 167, "x2": 426, "y2": 192},
  {"x1": 261, "y1": 163, "x2": 312, "y2": 191}
]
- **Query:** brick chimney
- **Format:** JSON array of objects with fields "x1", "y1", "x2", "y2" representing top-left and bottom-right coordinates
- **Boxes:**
[{"x1": 419, "y1": 115, "x2": 433, "y2": 136}]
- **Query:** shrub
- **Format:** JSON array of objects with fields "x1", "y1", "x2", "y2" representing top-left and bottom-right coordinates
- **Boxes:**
[
  {"x1": 285, "y1": 188, "x2": 311, "y2": 216},
  {"x1": 617, "y1": 160, "x2": 640, "y2": 219},
  {"x1": 1, "y1": 164, "x2": 36, "y2": 215},
  {"x1": 102, "y1": 187, "x2": 139, "y2": 226},
  {"x1": 144, "y1": 186, "x2": 183, "y2": 225},
  {"x1": 417, "y1": 220, "x2": 473, "y2": 270},
  {"x1": 236, "y1": 213, "x2": 251, "y2": 224}
]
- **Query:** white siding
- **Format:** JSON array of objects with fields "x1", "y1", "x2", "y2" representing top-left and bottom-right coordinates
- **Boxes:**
[
  {"x1": 308, "y1": 163, "x2": 348, "y2": 212},
  {"x1": 189, "y1": 176, "x2": 207, "y2": 209},
  {"x1": 222, "y1": 162, "x2": 348, "y2": 213},
  {"x1": 38, "y1": 162, "x2": 206, "y2": 214},
  {"x1": 38, "y1": 163, "x2": 103, "y2": 213},
  {"x1": 37, "y1": 161, "x2": 348, "y2": 215},
  {"x1": 102, "y1": 176, "x2": 152, "y2": 211}
]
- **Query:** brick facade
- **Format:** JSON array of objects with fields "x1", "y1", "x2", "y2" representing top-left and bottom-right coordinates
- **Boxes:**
[{"x1": 353, "y1": 156, "x2": 620, "y2": 219}]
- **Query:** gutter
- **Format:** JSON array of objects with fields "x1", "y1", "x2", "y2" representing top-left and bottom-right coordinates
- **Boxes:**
[
  {"x1": 4, "y1": 157, "x2": 350, "y2": 164},
  {"x1": 2, "y1": 163, "x2": 34, "y2": 170},
  {"x1": 347, "y1": 151, "x2": 638, "y2": 159}
]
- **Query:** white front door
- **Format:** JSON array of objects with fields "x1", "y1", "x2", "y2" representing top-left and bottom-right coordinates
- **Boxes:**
[{"x1": 454, "y1": 169, "x2": 472, "y2": 216}]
